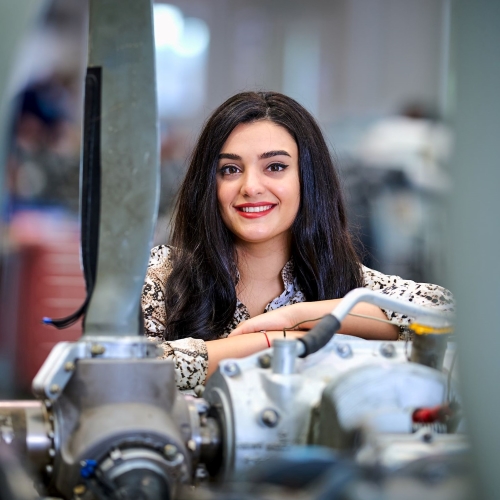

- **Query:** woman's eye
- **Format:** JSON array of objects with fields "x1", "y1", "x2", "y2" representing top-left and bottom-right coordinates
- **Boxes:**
[
  {"x1": 267, "y1": 163, "x2": 288, "y2": 172},
  {"x1": 219, "y1": 165, "x2": 240, "y2": 176}
]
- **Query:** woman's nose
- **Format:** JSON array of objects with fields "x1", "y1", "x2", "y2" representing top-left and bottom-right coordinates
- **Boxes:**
[{"x1": 240, "y1": 168, "x2": 265, "y2": 197}]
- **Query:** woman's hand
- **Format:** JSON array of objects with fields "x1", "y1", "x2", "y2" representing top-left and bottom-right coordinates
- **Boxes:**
[
  {"x1": 228, "y1": 299, "x2": 399, "y2": 340},
  {"x1": 228, "y1": 303, "x2": 305, "y2": 337}
]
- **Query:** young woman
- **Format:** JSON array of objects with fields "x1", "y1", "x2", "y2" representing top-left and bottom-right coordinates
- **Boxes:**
[{"x1": 141, "y1": 91, "x2": 454, "y2": 390}]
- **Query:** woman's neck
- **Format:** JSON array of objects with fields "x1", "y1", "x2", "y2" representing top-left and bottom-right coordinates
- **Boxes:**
[
  {"x1": 234, "y1": 236, "x2": 292, "y2": 317},
  {"x1": 235, "y1": 237, "x2": 290, "y2": 280}
]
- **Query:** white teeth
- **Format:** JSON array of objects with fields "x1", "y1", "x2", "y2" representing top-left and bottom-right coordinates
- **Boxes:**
[{"x1": 240, "y1": 205, "x2": 273, "y2": 213}]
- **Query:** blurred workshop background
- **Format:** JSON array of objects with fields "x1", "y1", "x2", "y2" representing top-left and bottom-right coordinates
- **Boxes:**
[{"x1": 0, "y1": 0, "x2": 454, "y2": 393}]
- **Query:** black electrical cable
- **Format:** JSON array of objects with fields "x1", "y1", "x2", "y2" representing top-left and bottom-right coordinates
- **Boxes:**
[{"x1": 282, "y1": 316, "x2": 325, "y2": 337}]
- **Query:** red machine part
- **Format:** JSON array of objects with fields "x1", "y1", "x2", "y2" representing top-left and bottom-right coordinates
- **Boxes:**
[
  {"x1": 412, "y1": 403, "x2": 458, "y2": 424},
  {"x1": 1, "y1": 211, "x2": 85, "y2": 391}
]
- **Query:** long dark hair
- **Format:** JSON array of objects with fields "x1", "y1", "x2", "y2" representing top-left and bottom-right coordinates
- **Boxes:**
[{"x1": 164, "y1": 91, "x2": 362, "y2": 341}]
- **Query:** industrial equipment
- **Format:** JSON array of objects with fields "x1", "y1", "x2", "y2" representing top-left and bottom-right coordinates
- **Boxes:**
[
  {"x1": 0, "y1": 0, "x2": 472, "y2": 498},
  {"x1": 0, "y1": 290, "x2": 468, "y2": 499}
]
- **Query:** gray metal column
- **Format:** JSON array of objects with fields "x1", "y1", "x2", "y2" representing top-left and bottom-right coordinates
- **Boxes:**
[
  {"x1": 449, "y1": 1, "x2": 500, "y2": 498},
  {"x1": 83, "y1": 0, "x2": 159, "y2": 336}
]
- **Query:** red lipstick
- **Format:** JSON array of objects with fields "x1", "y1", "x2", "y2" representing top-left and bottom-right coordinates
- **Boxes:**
[{"x1": 234, "y1": 202, "x2": 276, "y2": 219}]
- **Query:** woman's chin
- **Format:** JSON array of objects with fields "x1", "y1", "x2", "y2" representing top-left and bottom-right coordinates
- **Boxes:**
[{"x1": 234, "y1": 230, "x2": 291, "y2": 247}]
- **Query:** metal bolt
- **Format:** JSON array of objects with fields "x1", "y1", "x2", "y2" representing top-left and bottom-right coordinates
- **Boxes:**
[
  {"x1": 335, "y1": 343, "x2": 352, "y2": 359},
  {"x1": 187, "y1": 439, "x2": 196, "y2": 452},
  {"x1": 258, "y1": 354, "x2": 272, "y2": 369},
  {"x1": 90, "y1": 344, "x2": 106, "y2": 356},
  {"x1": 49, "y1": 384, "x2": 60, "y2": 394},
  {"x1": 146, "y1": 345, "x2": 157, "y2": 357},
  {"x1": 222, "y1": 362, "x2": 240, "y2": 377},
  {"x1": 164, "y1": 444, "x2": 178, "y2": 460},
  {"x1": 73, "y1": 484, "x2": 86, "y2": 496},
  {"x1": 44, "y1": 400, "x2": 52, "y2": 409},
  {"x1": 45, "y1": 465, "x2": 53, "y2": 475},
  {"x1": 194, "y1": 385, "x2": 205, "y2": 398},
  {"x1": 260, "y1": 409, "x2": 280, "y2": 428},
  {"x1": 48, "y1": 431, "x2": 55, "y2": 439},
  {"x1": 195, "y1": 466, "x2": 208, "y2": 481},
  {"x1": 422, "y1": 431, "x2": 433, "y2": 443},
  {"x1": 380, "y1": 343, "x2": 396, "y2": 358},
  {"x1": 64, "y1": 361, "x2": 75, "y2": 372},
  {"x1": 48, "y1": 448, "x2": 56, "y2": 458}
]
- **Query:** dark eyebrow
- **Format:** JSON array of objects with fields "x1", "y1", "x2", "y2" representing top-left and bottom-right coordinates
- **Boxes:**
[
  {"x1": 259, "y1": 150, "x2": 291, "y2": 159},
  {"x1": 218, "y1": 153, "x2": 241, "y2": 160},
  {"x1": 218, "y1": 150, "x2": 291, "y2": 161}
]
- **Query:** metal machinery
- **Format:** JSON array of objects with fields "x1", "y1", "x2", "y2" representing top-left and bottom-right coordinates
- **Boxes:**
[
  {"x1": 0, "y1": 291, "x2": 469, "y2": 499},
  {"x1": 0, "y1": 0, "x2": 474, "y2": 499}
]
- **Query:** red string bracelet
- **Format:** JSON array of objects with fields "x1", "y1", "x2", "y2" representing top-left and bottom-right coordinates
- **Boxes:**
[{"x1": 261, "y1": 330, "x2": 270, "y2": 348}]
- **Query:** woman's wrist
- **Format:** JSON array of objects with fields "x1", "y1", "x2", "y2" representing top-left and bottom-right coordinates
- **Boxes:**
[
  {"x1": 289, "y1": 300, "x2": 338, "y2": 330},
  {"x1": 261, "y1": 330, "x2": 271, "y2": 348},
  {"x1": 283, "y1": 302, "x2": 309, "y2": 329}
]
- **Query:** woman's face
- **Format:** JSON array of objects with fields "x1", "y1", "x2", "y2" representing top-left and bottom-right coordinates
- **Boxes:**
[{"x1": 216, "y1": 120, "x2": 300, "y2": 247}]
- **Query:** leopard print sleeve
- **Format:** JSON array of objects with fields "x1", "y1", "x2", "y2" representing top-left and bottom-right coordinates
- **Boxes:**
[
  {"x1": 149, "y1": 336, "x2": 208, "y2": 390},
  {"x1": 362, "y1": 266, "x2": 455, "y2": 329},
  {"x1": 142, "y1": 245, "x2": 171, "y2": 336},
  {"x1": 142, "y1": 245, "x2": 209, "y2": 389}
]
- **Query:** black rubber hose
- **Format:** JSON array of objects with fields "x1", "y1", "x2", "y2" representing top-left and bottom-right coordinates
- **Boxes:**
[{"x1": 297, "y1": 315, "x2": 341, "y2": 358}]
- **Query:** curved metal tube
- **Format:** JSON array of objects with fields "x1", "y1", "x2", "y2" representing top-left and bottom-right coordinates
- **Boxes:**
[
  {"x1": 297, "y1": 288, "x2": 453, "y2": 357},
  {"x1": 330, "y1": 288, "x2": 453, "y2": 327}
]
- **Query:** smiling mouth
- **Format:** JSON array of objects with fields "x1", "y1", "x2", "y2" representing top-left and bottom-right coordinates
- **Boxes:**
[{"x1": 238, "y1": 205, "x2": 274, "y2": 213}]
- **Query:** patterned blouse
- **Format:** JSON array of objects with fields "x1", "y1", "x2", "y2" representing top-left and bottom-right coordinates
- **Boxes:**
[{"x1": 141, "y1": 245, "x2": 454, "y2": 389}]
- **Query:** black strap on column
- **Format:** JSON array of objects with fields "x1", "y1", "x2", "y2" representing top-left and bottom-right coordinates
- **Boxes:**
[{"x1": 43, "y1": 67, "x2": 102, "y2": 329}]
